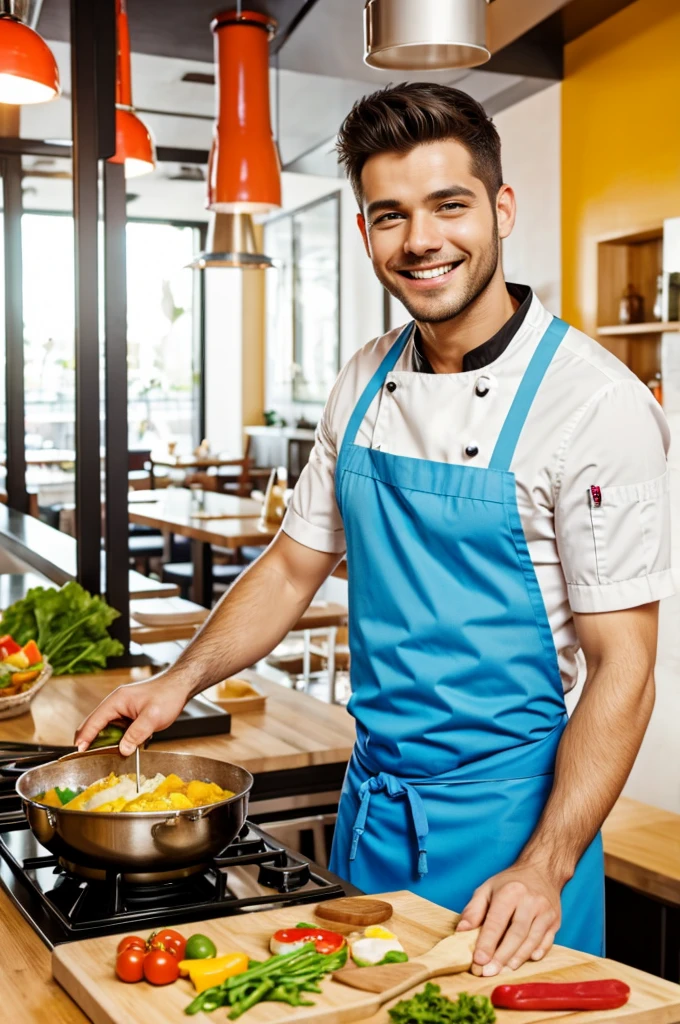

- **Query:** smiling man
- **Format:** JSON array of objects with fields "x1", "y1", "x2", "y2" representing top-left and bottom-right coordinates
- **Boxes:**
[{"x1": 76, "y1": 84, "x2": 672, "y2": 975}]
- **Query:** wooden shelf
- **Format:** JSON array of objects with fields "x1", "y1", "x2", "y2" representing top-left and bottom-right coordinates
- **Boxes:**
[{"x1": 597, "y1": 321, "x2": 680, "y2": 337}]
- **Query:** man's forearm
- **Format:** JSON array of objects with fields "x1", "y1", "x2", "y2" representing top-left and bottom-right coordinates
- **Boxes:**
[
  {"x1": 517, "y1": 658, "x2": 655, "y2": 886},
  {"x1": 165, "y1": 536, "x2": 339, "y2": 699}
]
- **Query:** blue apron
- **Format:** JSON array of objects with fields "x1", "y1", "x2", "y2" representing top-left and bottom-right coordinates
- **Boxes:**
[{"x1": 329, "y1": 317, "x2": 604, "y2": 955}]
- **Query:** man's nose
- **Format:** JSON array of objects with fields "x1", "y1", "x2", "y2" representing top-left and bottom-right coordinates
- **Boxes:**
[{"x1": 404, "y1": 212, "x2": 444, "y2": 257}]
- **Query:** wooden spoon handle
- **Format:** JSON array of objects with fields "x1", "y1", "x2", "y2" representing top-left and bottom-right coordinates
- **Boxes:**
[{"x1": 334, "y1": 961, "x2": 430, "y2": 999}]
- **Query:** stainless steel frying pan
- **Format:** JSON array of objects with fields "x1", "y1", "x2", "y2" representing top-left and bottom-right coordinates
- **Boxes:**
[{"x1": 16, "y1": 747, "x2": 253, "y2": 873}]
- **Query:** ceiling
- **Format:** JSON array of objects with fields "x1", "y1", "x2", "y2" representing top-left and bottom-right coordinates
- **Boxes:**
[
  {"x1": 36, "y1": 0, "x2": 322, "y2": 60},
  {"x1": 22, "y1": 0, "x2": 639, "y2": 206}
]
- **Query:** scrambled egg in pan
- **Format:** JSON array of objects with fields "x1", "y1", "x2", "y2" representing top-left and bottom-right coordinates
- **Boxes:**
[{"x1": 36, "y1": 772, "x2": 234, "y2": 812}]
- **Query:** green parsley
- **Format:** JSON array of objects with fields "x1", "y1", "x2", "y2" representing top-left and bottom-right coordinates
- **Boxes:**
[{"x1": 389, "y1": 984, "x2": 496, "y2": 1024}]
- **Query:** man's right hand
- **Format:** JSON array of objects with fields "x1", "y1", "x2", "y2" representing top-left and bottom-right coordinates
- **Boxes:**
[{"x1": 74, "y1": 674, "x2": 189, "y2": 756}]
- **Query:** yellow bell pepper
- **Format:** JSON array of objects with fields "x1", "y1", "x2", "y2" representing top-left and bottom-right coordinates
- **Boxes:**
[{"x1": 178, "y1": 952, "x2": 248, "y2": 993}]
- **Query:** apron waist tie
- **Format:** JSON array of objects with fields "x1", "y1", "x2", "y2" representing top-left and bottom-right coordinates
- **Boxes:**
[{"x1": 349, "y1": 772, "x2": 429, "y2": 877}]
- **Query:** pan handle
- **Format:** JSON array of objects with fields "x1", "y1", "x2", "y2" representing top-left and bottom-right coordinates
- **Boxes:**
[{"x1": 57, "y1": 744, "x2": 122, "y2": 763}]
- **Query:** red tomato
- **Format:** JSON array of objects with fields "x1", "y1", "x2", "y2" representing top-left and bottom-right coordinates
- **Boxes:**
[
  {"x1": 116, "y1": 935, "x2": 146, "y2": 955},
  {"x1": 149, "y1": 928, "x2": 186, "y2": 959},
  {"x1": 143, "y1": 949, "x2": 180, "y2": 986},
  {"x1": 116, "y1": 947, "x2": 145, "y2": 983}
]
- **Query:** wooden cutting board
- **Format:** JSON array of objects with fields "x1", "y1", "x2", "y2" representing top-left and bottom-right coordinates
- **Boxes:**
[{"x1": 52, "y1": 891, "x2": 680, "y2": 1024}]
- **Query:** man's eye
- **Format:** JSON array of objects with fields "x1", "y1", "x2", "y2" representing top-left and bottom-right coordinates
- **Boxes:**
[
  {"x1": 440, "y1": 202, "x2": 465, "y2": 212},
  {"x1": 373, "y1": 212, "x2": 404, "y2": 225}
]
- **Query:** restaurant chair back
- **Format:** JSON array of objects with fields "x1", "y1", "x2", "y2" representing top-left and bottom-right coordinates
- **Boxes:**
[{"x1": 161, "y1": 560, "x2": 245, "y2": 602}]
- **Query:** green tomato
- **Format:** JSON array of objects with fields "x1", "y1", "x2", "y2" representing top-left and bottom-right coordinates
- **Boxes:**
[{"x1": 184, "y1": 933, "x2": 217, "y2": 960}]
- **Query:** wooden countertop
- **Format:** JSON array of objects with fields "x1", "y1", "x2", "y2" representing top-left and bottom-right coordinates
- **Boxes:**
[
  {"x1": 602, "y1": 796, "x2": 680, "y2": 906},
  {"x1": 0, "y1": 667, "x2": 355, "y2": 776},
  {"x1": 0, "y1": 886, "x2": 89, "y2": 1023}
]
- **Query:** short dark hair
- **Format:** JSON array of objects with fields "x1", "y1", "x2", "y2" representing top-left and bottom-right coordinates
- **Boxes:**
[{"x1": 336, "y1": 82, "x2": 503, "y2": 208}]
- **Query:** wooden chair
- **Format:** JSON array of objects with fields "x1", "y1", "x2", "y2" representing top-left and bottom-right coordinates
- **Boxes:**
[
  {"x1": 268, "y1": 603, "x2": 349, "y2": 703},
  {"x1": 183, "y1": 471, "x2": 219, "y2": 491},
  {"x1": 128, "y1": 449, "x2": 152, "y2": 490}
]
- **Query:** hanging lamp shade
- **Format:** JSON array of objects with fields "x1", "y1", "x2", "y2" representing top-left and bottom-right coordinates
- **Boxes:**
[
  {"x1": 0, "y1": 1, "x2": 60, "y2": 105},
  {"x1": 188, "y1": 212, "x2": 275, "y2": 270},
  {"x1": 108, "y1": 0, "x2": 155, "y2": 178},
  {"x1": 364, "y1": 0, "x2": 490, "y2": 71},
  {"x1": 208, "y1": 10, "x2": 281, "y2": 214}
]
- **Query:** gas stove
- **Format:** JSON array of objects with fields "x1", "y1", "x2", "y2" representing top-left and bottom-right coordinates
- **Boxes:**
[{"x1": 0, "y1": 745, "x2": 359, "y2": 949}]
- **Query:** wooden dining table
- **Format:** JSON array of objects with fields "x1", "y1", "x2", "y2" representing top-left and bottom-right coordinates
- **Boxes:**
[
  {"x1": 129, "y1": 488, "x2": 277, "y2": 607},
  {"x1": 148, "y1": 452, "x2": 271, "y2": 491}
]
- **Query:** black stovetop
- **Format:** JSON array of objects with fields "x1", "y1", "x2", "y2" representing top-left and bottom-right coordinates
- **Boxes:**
[
  {"x1": 0, "y1": 745, "x2": 358, "y2": 949},
  {"x1": 0, "y1": 822, "x2": 357, "y2": 949}
]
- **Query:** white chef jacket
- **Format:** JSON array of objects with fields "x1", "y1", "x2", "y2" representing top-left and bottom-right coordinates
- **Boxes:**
[{"x1": 282, "y1": 290, "x2": 673, "y2": 692}]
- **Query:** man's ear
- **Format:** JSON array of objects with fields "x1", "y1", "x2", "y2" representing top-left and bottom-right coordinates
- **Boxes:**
[
  {"x1": 357, "y1": 213, "x2": 371, "y2": 258},
  {"x1": 496, "y1": 184, "x2": 516, "y2": 241}
]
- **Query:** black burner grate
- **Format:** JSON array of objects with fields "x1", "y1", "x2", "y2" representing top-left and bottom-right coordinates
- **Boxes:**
[{"x1": 0, "y1": 821, "x2": 356, "y2": 948}]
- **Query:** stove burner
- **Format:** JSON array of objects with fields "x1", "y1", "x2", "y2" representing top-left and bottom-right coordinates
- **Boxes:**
[
  {"x1": 257, "y1": 859, "x2": 311, "y2": 892},
  {"x1": 0, "y1": 821, "x2": 359, "y2": 948},
  {"x1": 58, "y1": 858, "x2": 209, "y2": 884}
]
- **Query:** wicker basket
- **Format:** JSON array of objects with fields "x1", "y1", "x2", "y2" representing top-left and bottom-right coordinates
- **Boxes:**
[{"x1": 0, "y1": 662, "x2": 53, "y2": 720}]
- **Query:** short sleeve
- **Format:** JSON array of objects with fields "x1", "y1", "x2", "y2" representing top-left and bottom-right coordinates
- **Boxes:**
[
  {"x1": 281, "y1": 384, "x2": 347, "y2": 555},
  {"x1": 555, "y1": 378, "x2": 674, "y2": 613}
]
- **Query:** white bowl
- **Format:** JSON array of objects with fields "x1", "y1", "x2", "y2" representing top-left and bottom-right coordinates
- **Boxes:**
[{"x1": 0, "y1": 661, "x2": 53, "y2": 719}]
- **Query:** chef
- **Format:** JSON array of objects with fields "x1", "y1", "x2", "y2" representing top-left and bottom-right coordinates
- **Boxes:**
[{"x1": 77, "y1": 83, "x2": 672, "y2": 977}]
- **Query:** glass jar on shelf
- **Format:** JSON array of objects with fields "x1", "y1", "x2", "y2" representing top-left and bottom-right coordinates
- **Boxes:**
[{"x1": 619, "y1": 283, "x2": 644, "y2": 325}]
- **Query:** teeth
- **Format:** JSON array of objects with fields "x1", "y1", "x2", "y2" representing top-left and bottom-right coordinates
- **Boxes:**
[{"x1": 409, "y1": 263, "x2": 455, "y2": 280}]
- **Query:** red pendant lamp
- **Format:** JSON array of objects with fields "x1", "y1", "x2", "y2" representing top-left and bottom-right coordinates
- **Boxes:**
[
  {"x1": 0, "y1": 0, "x2": 60, "y2": 105},
  {"x1": 109, "y1": 0, "x2": 155, "y2": 178},
  {"x1": 208, "y1": 10, "x2": 281, "y2": 213}
]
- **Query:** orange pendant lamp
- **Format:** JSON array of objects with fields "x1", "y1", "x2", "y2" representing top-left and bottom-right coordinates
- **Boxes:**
[
  {"x1": 208, "y1": 10, "x2": 281, "y2": 213},
  {"x1": 0, "y1": 0, "x2": 60, "y2": 105},
  {"x1": 109, "y1": 0, "x2": 155, "y2": 178}
]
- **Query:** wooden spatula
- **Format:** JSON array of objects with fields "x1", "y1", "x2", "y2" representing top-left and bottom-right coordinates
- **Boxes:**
[{"x1": 333, "y1": 928, "x2": 481, "y2": 1004}]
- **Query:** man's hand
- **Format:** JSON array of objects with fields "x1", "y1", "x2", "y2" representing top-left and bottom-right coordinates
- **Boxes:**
[
  {"x1": 456, "y1": 862, "x2": 561, "y2": 976},
  {"x1": 74, "y1": 674, "x2": 189, "y2": 756}
]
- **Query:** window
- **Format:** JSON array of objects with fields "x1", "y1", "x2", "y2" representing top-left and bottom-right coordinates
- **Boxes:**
[
  {"x1": 126, "y1": 222, "x2": 201, "y2": 451},
  {"x1": 265, "y1": 192, "x2": 341, "y2": 411},
  {"x1": 19, "y1": 214, "x2": 202, "y2": 457}
]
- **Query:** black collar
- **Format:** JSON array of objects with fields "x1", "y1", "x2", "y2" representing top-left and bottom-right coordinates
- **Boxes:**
[{"x1": 411, "y1": 283, "x2": 533, "y2": 373}]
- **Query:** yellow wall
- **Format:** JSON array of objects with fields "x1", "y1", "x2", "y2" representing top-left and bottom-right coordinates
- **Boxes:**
[{"x1": 562, "y1": 0, "x2": 680, "y2": 336}]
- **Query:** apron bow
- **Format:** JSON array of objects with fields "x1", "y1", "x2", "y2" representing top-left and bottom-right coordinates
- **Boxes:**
[{"x1": 349, "y1": 772, "x2": 429, "y2": 878}]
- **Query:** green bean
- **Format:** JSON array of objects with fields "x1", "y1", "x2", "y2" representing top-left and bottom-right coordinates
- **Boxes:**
[
  {"x1": 184, "y1": 986, "x2": 224, "y2": 1016},
  {"x1": 223, "y1": 944, "x2": 317, "y2": 987},
  {"x1": 228, "y1": 978, "x2": 275, "y2": 1020}
]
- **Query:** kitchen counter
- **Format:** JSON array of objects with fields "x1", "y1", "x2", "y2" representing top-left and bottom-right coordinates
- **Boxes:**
[
  {"x1": 0, "y1": 884, "x2": 89, "y2": 1023},
  {"x1": 0, "y1": 666, "x2": 355, "y2": 778},
  {"x1": 603, "y1": 796, "x2": 680, "y2": 906},
  {"x1": 6, "y1": 879, "x2": 680, "y2": 1024}
]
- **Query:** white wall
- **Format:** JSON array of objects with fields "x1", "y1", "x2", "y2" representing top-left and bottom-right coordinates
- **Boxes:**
[{"x1": 493, "y1": 83, "x2": 562, "y2": 315}]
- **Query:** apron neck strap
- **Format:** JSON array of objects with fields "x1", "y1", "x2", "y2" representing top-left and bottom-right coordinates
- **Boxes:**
[
  {"x1": 488, "y1": 317, "x2": 569, "y2": 473},
  {"x1": 340, "y1": 322, "x2": 413, "y2": 454}
]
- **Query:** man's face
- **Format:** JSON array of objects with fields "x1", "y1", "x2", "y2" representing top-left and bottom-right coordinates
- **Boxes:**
[{"x1": 358, "y1": 140, "x2": 514, "y2": 324}]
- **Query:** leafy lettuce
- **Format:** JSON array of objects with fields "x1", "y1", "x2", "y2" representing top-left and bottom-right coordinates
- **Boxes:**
[{"x1": 0, "y1": 582, "x2": 124, "y2": 675}]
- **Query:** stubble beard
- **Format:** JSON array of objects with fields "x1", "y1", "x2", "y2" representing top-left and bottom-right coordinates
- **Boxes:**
[{"x1": 378, "y1": 230, "x2": 500, "y2": 325}]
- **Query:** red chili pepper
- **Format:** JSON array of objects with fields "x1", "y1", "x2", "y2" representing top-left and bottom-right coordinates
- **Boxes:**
[
  {"x1": 491, "y1": 979, "x2": 630, "y2": 1011},
  {"x1": 272, "y1": 928, "x2": 345, "y2": 955}
]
